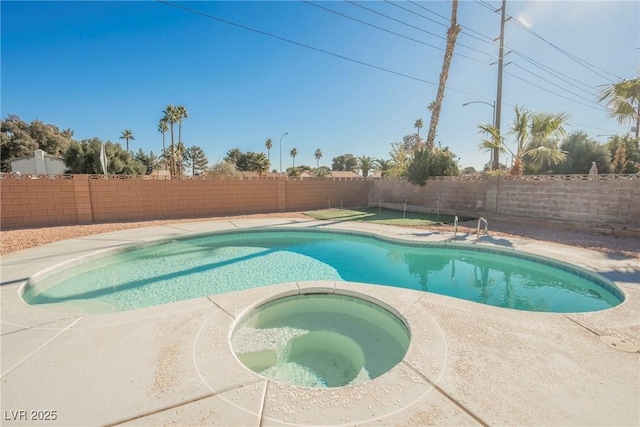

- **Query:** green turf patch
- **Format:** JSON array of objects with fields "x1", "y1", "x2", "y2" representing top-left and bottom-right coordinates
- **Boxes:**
[{"x1": 303, "y1": 207, "x2": 471, "y2": 226}]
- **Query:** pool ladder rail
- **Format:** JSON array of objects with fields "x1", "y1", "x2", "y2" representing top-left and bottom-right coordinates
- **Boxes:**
[
  {"x1": 476, "y1": 217, "x2": 488, "y2": 241},
  {"x1": 448, "y1": 216, "x2": 488, "y2": 242}
]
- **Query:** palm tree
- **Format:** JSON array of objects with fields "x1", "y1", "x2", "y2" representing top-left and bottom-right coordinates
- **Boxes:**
[
  {"x1": 425, "y1": 0, "x2": 460, "y2": 151},
  {"x1": 290, "y1": 148, "x2": 297, "y2": 168},
  {"x1": 314, "y1": 148, "x2": 322, "y2": 168},
  {"x1": 162, "y1": 105, "x2": 179, "y2": 175},
  {"x1": 414, "y1": 118, "x2": 424, "y2": 137},
  {"x1": 598, "y1": 77, "x2": 640, "y2": 138},
  {"x1": 358, "y1": 155, "x2": 374, "y2": 178},
  {"x1": 375, "y1": 158, "x2": 392, "y2": 177},
  {"x1": 265, "y1": 138, "x2": 273, "y2": 161},
  {"x1": 252, "y1": 153, "x2": 270, "y2": 177},
  {"x1": 158, "y1": 120, "x2": 168, "y2": 169},
  {"x1": 479, "y1": 105, "x2": 570, "y2": 175},
  {"x1": 176, "y1": 105, "x2": 189, "y2": 148},
  {"x1": 119, "y1": 129, "x2": 135, "y2": 154}
]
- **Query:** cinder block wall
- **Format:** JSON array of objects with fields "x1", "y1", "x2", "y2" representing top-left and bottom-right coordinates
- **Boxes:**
[
  {"x1": 370, "y1": 179, "x2": 488, "y2": 215},
  {"x1": 370, "y1": 177, "x2": 640, "y2": 227},
  {"x1": 0, "y1": 176, "x2": 370, "y2": 229},
  {"x1": 2, "y1": 175, "x2": 637, "y2": 230},
  {"x1": 89, "y1": 179, "x2": 281, "y2": 223},
  {"x1": 285, "y1": 179, "x2": 369, "y2": 211},
  {"x1": 0, "y1": 178, "x2": 79, "y2": 228},
  {"x1": 495, "y1": 178, "x2": 639, "y2": 226}
]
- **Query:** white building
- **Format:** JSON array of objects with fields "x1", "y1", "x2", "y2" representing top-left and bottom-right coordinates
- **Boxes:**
[{"x1": 9, "y1": 149, "x2": 67, "y2": 175}]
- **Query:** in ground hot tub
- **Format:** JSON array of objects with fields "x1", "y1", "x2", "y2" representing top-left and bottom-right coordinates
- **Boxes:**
[{"x1": 231, "y1": 292, "x2": 410, "y2": 388}]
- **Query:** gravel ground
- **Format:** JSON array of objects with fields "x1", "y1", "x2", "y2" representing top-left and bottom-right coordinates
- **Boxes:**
[{"x1": 1, "y1": 212, "x2": 638, "y2": 259}]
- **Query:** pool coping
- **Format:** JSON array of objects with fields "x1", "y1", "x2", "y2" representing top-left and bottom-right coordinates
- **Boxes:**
[{"x1": 1, "y1": 218, "x2": 639, "y2": 426}]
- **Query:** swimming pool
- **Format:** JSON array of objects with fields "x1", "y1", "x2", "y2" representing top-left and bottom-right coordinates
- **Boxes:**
[{"x1": 22, "y1": 229, "x2": 623, "y2": 314}]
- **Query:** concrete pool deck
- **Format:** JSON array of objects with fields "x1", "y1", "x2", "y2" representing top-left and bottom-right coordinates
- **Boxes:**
[{"x1": 1, "y1": 218, "x2": 638, "y2": 426}]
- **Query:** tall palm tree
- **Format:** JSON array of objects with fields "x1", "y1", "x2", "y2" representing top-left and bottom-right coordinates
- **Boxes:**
[
  {"x1": 119, "y1": 129, "x2": 135, "y2": 154},
  {"x1": 158, "y1": 120, "x2": 168, "y2": 169},
  {"x1": 426, "y1": 0, "x2": 460, "y2": 151},
  {"x1": 598, "y1": 77, "x2": 640, "y2": 138},
  {"x1": 162, "y1": 105, "x2": 179, "y2": 175},
  {"x1": 314, "y1": 148, "x2": 322, "y2": 168},
  {"x1": 290, "y1": 148, "x2": 297, "y2": 168},
  {"x1": 414, "y1": 118, "x2": 424, "y2": 137},
  {"x1": 265, "y1": 138, "x2": 273, "y2": 161},
  {"x1": 176, "y1": 105, "x2": 189, "y2": 150}
]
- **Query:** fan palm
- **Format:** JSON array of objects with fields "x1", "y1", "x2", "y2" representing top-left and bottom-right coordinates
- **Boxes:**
[
  {"x1": 158, "y1": 120, "x2": 168, "y2": 169},
  {"x1": 290, "y1": 148, "x2": 297, "y2": 168},
  {"x1": 598, "y1": 77, "x2": 640, "y2": 138},
  {"x1": 414, "y1": 118, "x2": 424, "y2": 137},
  {"x1": 162, "y1": 105, "x2": 179, "y2": 175},
  {"x1": 119, "y1": 129, "x2": 135, "y2": 154},
  {"x1": 265, "y1": 138, "x2": 273, "y2": 161},
  {"x1": 314, "y1": 148, "x2": 322, "y2": 168}
]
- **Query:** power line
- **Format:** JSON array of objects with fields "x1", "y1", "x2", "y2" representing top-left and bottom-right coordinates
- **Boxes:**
[
  {"x1": 155, "y1": 0, "x2": 488, "y2": 100},
  {"x1": 509, "y1": 62, "x2": 604, "y2": 108},
  {"x1": 504, "y1": 70, "x2": 607, "y2": 111},
  {"x1": 305, "y1": 1, "x2": 491, "y2": 65},
  {"x1": 347, "y1": 0, "x2": 495, "y2": 59},
  {"x1": 508, "y1": 17, "x2": 623, "y2": 82},
  {"x1": 303, "y1": 1, "x2": 444, "y2": 52}
]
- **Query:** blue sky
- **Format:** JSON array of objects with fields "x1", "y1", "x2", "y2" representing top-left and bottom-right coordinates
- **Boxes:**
[{"x1": 2, "y1": 1, "x2": 638, "y2": 172}]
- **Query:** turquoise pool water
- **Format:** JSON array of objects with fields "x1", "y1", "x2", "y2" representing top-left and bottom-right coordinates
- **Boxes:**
[{"x1": 22, "y1": 229, "x2": 623, "y2": 313}]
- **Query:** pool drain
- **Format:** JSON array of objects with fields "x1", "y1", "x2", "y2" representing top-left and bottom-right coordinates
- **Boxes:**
[{"x1": 600, "y1": 336, "x2": 639, "y2": 353}]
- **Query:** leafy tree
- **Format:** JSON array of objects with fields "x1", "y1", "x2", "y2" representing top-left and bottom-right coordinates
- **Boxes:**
[
  {"x1": 549, "y1": 131, "x2": 612, "y2": 174},
  {"x1": 265, "y1": 138, "x2": 273, "y2": 162},
  {"x1": 331, "y1": 153, "x2": 358, "y2": 171},
  {"x1": 612, "y1": 144, "x2": 628, "y2": 173},
  {"x1": 189, "y1": 145, "x2": 209, "y2": 176},
  {"x1": 134, "y1": 149, "x2": 160, "y2": 174},
  {"x1": 388, "y1": 143, "x2": 409, "y2": 177},
  {"x1": 65, "y1": 138, "x2": 145, "y2": 175},
  {"x1": 358, "y1": 155, "x2": 374, "y2": 177},
  {"x1": 27, "y1": 119, "x2": 73, "y2": 156},
  {"x1": 598, "y1": 77, "x2": 640, "y2": 138},
  {"x1": 425, "y1": 0, "x2": 460, "y2": 151},
  {"x1": 223, "y1": 149, "x2": 270, "y2": 173},
  {"x1": 401, "y1": 133, "x2": 424, "y2": 153},
  {"x1": 290, "y1": 148, "x2": 298, "y2": 168},
  {"x1": 461, "y1": 166, "x2": 478, "y2": 174},
  {"x1": 119, "y1": 129, "x2": 135, "y2": 153},
  {"x1": 1, "y1": 115, "x2": 74, "y2": 171},
  {"x1": 407, "y1": 148, "x2": 459, "y2": 186},
  {"x1": 314, "y1": 148, "x2": 323, "y2": 168},
  {"x1": 606, "y1": 135, "x2": 640, "y2": 173},
  {"x1": 206, "y1": 161, "x2": 243, "y2": 179}
]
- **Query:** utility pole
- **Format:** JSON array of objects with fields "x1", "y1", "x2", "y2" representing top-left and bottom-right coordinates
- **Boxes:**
[{"x1": 493, "y1": 0, "x2": 508, "y2": 170}]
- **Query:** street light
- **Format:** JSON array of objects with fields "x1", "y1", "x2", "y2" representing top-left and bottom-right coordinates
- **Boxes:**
[
  {"x1": 463, "y1": 100, "x2": 497, "y2": 169},
  {"x1": 279, "y1": 132, "x2": 288, "y2": 174}
]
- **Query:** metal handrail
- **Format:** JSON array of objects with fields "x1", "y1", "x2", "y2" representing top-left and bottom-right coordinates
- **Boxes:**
[
  {"x1": 476, "y1": 217, "x2": 488, "y2": 241},
  {"x1": 453, "y1": 216, "x2": 459, "y2": 239}
]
